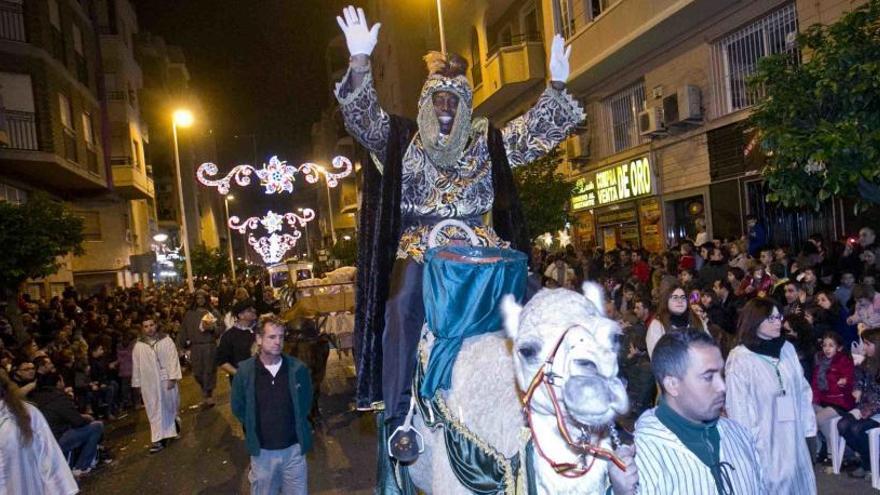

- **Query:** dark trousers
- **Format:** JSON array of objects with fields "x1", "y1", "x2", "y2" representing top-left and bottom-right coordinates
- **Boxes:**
[
  {"x1": 382, "y1": 259, "x2": 425, "y2": 428},
  {"x1": 838, "y1": 413, "x2": 880, "y2": 469}
]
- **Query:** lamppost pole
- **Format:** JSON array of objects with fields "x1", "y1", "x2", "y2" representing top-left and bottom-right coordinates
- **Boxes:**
[
  {"x1": 171, "y1": 110, "x2": 195, "y2": 292},
  {"x1": 436, "y1": 0, "x2": 446, "y2": 56},
  {"x1": 324, "y1": 177, "x2": 336, "y2": 246},
  {"x1": 224, "y1": 195, "x2": 237, "y2": 282}
]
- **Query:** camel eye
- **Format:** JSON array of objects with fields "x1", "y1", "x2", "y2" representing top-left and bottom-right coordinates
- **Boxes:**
[{"x1": 518, "y1": 344, "x2": 539, "y2": 361}]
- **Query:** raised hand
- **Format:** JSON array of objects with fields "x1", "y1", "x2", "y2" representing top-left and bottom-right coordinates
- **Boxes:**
[
  {"x1": 336, "y1": 5, "x2": 381, "y2": 57},
  {"x1": 549, "y1": 34, "x2": 572, "y2": 83}
]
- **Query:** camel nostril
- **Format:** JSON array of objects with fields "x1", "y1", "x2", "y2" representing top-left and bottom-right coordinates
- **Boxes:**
[{"x1": 573, "y1": 359, "x2": 597, "y2": 373}]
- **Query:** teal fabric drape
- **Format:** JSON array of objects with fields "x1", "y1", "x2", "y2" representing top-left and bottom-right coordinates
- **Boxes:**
[{"x1": 419, "y1": 246, "x2": 527, "y2": 399}]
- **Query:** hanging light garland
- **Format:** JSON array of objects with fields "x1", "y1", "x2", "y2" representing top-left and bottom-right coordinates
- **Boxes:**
[
  {"x1": 197, "y1": 155, "x2": 353, "y2": 195},
  {"x1": 197, "y1": 154, "x2": 353, "y2": 265}
]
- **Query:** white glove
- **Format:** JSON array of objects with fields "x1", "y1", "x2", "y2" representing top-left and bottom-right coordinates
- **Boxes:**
[
  {"x1": 336, "y1": 5, "x2": 381, "y2": 57},
  {"x1": 549, "y1": 34, "x2": 572, "y2": 83}
]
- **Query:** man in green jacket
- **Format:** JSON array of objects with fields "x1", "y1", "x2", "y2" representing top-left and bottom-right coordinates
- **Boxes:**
[{"x1": 231, "y1": 316, "x2": 313, "y2": 495}]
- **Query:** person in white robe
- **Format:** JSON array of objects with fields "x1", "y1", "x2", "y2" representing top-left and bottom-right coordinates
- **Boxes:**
[
  {"x1": 725, "y1": 299, "x2": 816, "y2": 494},
  {"x1": 132, "y1": 316, "x2": 182, "y2": 453},
  {"x1": 0, "y1": 369, "x2": 78, "y2": 495}
]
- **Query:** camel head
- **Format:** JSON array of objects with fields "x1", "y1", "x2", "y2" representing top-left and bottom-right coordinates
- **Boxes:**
[{"x1": 501, "y1": 282, "x2": 628, "y2": 428}]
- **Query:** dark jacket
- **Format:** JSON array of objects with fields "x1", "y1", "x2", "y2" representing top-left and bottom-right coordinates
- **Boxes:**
[
  {"x1": 353, "y1": 115, "x2": 529, "y2": 409},
  {"x1": 30, "y1": 385, "x2": 89, "y2": 438},
  {"x1": 231, "y1": 355, "x2": 313, "y2": 457}
]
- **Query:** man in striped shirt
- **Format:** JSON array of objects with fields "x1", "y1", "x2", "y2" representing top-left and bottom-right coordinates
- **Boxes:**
[{"x1": 634, "y1": 329, "x2": 764, "y2": 494}]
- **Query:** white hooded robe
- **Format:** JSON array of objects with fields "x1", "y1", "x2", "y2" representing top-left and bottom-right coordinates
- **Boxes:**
[
  {"x1": 725, "y1": 342, "x2": 816, "y2": 494},
  {"x1": 132, "y1": 334, "x2": 182, "y2": 443},
  {"x1": 0, "y1": 402, "x2": 78, "y2": 494}
]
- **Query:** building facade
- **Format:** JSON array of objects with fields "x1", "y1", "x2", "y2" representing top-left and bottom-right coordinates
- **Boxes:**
[
  {"x1": 437, "y1": 0, "x2": 866, "y2": 252},
  {"x1": 0, "y1": 0, "x2": 110, "y2": 298}
]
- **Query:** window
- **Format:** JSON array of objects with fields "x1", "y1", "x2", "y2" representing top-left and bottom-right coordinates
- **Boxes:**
[
  {"x1": 49, "y1": 0, "x2": 65, "y2": 62},
  {"x1": 81, "y1": 112, "x2": 93, "y2": 145},
  {"x1": 76, "y1": 211, "x2": 102, "y2": 241},
  {"x1": 604, "y1": 80, "x2": 647, "y2": 153},
  {"x1": 0, "y1": 0, "x2": 26, "y2": 42},
  {"x1": 554, "y1": 0, "x2": 618, "y2": 40},
  {"x1": 470, "y1": 29, "x2": 482, "y2": 87},
  {"x1": 48, "y1": 0, "x2": 61, "y2": 29},
  {"x1": 58, "y1": 93, "x2": 73, "y2": 130},
  {"x1": 711, "y1": 3, "x2": 798, "y2": 115},
  {"x1": 132, "y1": 140, "x2": 141, "y2": 168},
  {"x1": 0, "y1": 182, "x2": 27, "y2": 204},
  {"x1": 72, "y1": 24, "x2": 83, "y2": 54}
]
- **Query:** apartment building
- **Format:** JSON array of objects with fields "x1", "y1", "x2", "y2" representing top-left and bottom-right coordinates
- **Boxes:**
[
  {"x1": 0, "y1": 0, "x2": 109, "y2": 297},
  {"x1": 438, "y1": 0, "x2": 866, "y2": 251}
]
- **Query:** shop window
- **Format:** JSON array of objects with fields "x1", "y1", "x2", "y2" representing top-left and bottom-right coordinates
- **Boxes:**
[{"x1": 711, "y1": 3, "x2": 799, "y2": 116}]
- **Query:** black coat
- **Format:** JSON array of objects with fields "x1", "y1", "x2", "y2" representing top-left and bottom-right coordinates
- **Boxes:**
[{"x1": 353, "y1": 116, "x2": 529, "y2": 409}]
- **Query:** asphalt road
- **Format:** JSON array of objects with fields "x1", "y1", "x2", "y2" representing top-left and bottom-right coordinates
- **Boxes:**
[
  {"x1": 79, "y1": 352, "x2": 872, "y2": 494},
  {"x1": 81, "y1": 351, "x2": 376, "y2": 495}
]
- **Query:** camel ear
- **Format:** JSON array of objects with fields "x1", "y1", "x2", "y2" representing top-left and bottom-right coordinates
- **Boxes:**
[
  {"x1": 501, "y1": 294, "x2": 523, "y2": 340},
  {"x1": 581, "y1": 282, "x2": 606, "y2": 317}
]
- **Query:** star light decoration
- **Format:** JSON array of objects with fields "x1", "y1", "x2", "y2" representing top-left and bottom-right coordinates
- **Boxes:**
[
  {"x1": 197, "y1": 155, "x2": 353, "y2": 195},
  {"x1": 196, "y1": 154, "x2": 353, "y2": 265},
  {"x1": 228, "y1": 209, "x2": 317, "y2": 264}
]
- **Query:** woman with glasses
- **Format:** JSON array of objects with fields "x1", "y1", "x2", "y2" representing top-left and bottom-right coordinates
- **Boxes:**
[
  {"x1": 646, "y1": 284, "x2": 708, "y2": 358},
  {"x1": 725, "y1": 298, "x2": 817, "y2": 494}
]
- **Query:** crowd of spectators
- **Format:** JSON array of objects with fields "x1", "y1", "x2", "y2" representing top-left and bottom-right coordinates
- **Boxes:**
[
  {"x1": 0, "y1": 275, "x2": 278, "y2": 483},
  {"x1": 533, "y1": 224, "x2": 880, "y2": 483}
]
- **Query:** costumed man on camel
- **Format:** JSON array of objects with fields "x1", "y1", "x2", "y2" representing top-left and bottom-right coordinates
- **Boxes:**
[{"x1": 335, "y1": 5, "x2": 585, "y2": 463}]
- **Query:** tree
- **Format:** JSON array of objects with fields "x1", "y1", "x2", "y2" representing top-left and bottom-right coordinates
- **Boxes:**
[
  {"x1": 0, "y1": 193, "x2": 84, "y2": 341},
  {"x1": 186, "y1": 244, "x2": 233, "y2": 280},
  {"x1": 750, "y1": 0, "x2": 880, "y2": 211},
  {"x1": 513, "y1": 147, "x2": 571, "y2": 241}
]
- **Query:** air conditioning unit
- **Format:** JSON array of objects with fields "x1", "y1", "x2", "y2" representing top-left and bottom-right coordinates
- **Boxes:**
[
  {"x1": 566, "y1": 128, "x2": 591, "y2": 163},
  {"x1": 638, "y1": 107, "x2": 666, "y2": 137},
  {"x1": 663, "y1": 85, "x2": 702, "y2": 126}
]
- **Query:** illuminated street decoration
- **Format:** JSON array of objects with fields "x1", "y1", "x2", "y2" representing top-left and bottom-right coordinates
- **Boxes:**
[
  {"x1": 228, "y1": 209, "x2": 316, "y2": 235},
  {"x1": 197, "y1": 155, "x2": 353, "y2": 195},
  {"x1": 556, "y1": 229, "x2": 571, "y2": 247},
  {"x1": 249, "y1": 232, "x2": 301, "y2": 264},
  {"x1": 198, "y1": 154, "x2": 352, "y2": 265}
]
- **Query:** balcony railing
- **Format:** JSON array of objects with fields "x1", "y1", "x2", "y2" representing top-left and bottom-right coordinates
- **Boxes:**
[
  {"x1": 0, "y1": 0, "x2": 26, "y2": 42},
  {"x1": 110, "y1": 155, "x2": 132, "y2": 166},
  {"x1": 62, "y1": 127, "x2": 78, "y2": 163},
  {"x1": 2, "y1": 110, "x2": 39, "y2": 150},
  {"x1": 487, "y1": 32, "x2": 542, "y2": 59}
]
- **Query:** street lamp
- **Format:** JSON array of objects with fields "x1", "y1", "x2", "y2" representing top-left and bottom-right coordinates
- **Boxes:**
[
  {"x1": 152, "y1": 233, "x2": 169, "y2": 243},
  {"x1": 172, "y1": 108, "x2": 195, "y2": 291},
  {"x1": 298, "y1": 207, "x2": 312, "y2": 258},
  {"x1": 224, "y1": 194, "x2": 237, "y2": 282}
]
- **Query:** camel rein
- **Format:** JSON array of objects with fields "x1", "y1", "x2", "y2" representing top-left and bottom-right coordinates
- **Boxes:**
[{"x1": 519, "y1": 325, "x2": 626, "y2": 478}]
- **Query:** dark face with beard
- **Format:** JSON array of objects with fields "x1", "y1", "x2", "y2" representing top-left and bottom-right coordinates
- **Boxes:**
[{"x1": 432, "y1": 91, "x2": 459, "y2": 135}]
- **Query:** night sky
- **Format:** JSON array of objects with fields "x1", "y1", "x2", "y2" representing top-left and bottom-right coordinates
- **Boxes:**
[
  {"x1": 134, "y1": 0, "x2": 338, "y2": 164},
  {"x1": 134, "y1": 0, "x2": 342, "y2": 243}
]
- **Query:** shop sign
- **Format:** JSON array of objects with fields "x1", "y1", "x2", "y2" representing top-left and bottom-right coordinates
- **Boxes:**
[{"x1": 570, "y1": 156, "x2": 654, "y2": 210}]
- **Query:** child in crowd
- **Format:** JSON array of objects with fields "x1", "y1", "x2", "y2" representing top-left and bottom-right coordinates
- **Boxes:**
[{"x1": 811, "y1": 331, "x2": 855, "y2": 463}]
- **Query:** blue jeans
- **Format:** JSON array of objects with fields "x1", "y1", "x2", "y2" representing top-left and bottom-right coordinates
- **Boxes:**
[
  {"x1": 249, "y1": 443, "x2": 307, "y2": 495},
  {"x1": 58, "y1": 421, "x2": 104, "y2": 470}
]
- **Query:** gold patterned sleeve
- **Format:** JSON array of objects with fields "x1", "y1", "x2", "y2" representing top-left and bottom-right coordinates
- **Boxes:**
[
  {"x1": 334, "y1": 65, "x2": 390, "y2": 168},
  {"x1": 500, "y1": 85, "x2": 586, "y2": 167}
]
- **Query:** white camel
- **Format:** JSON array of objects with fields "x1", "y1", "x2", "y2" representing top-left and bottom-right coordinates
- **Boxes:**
[{"x1": 406, "y1": 282, "x2": 630, "y2": 494}]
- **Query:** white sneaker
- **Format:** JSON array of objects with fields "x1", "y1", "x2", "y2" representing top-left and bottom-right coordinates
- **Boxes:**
[{"x1": 72, "y1": 467, "x2": 92, "y2": 478}]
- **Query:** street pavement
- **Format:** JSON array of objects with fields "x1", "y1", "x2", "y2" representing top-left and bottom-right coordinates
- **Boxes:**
[
  {"x1": 81, "y1": 351, "x2": 377, "y2": 494},
  {"x1": 80, "y1": 352, "x2": 871, "y2": 494}
]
